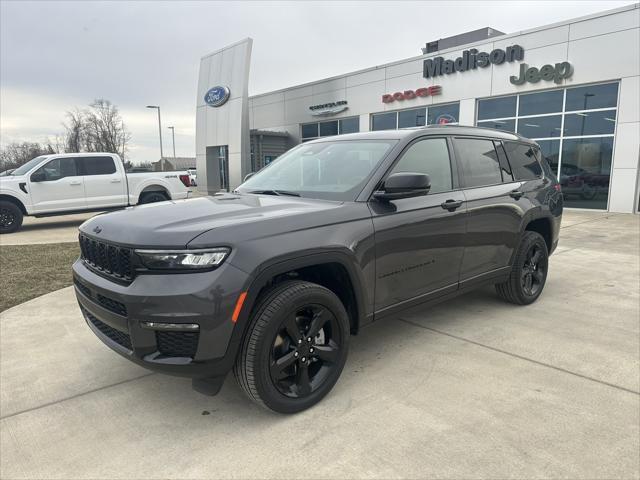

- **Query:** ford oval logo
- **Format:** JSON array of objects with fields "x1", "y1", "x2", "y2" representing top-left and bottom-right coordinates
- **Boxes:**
[{"x1": 204, "y1": 86, "x2": 230, "y2": 107}]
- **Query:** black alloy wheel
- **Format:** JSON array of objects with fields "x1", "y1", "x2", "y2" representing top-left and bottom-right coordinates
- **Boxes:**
[
  {"x1": 496, "y1": 231, "x2": 549, "y2": 305},
  {"x1": 0, "y1": 201, "x2": 23, "y2": 234},
  {"x1": 270, "y1": 304, "x2": 342, "y2": 398},
  {"x1": 234, "y1": 280, "x2": 350, "y2": 413}
]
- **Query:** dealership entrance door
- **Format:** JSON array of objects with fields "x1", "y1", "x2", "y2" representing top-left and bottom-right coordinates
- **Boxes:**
[{"x1": 205, "y1": 145, "x2": 229, "y2": 193}]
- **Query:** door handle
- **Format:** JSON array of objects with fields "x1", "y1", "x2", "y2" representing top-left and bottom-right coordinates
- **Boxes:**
[
  {"x1": 509, "y1": 189, "x2": 525, "y2": 200},
  {"x1": 69, "y1": 180, "x2": 82, "y2": 186},
  {"x1": 441, "y1": 199, "x2": 463, "y2": 211},
  {"x1": 110, "y1": 179, "x2": 121, "y2": 183}
]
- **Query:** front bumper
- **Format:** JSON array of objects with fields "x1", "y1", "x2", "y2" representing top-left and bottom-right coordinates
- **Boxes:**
[{"x1": 73, "y1": 258, "x2": 249, "y2": 379}]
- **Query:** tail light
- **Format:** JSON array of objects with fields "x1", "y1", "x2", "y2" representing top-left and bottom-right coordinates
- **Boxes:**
[
  {"x1": 179, "y1": 174, "x2": 191, "y2": 188},
  {"x1": 553, "y1": 184, "x2": 562, "y2": 192}
]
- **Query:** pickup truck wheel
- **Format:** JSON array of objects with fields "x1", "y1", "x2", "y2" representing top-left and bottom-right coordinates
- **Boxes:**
[
  {"x1": 0, "y1": 201, "x2": 23, "y2": 234},
  {"x1": 139, "y1": 192, "x2": 169, "y2": 204},
  {"x1": 233, "y1": 280, "x2": 350, "y2": 413},
  {"x1": 495, "y1": 231, "x2": 548, "y2": 305}
]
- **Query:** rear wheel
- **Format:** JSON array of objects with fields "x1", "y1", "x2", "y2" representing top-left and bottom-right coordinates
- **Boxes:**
[
  {"x1": 233, "y1": 280, "x2": 350, "y2": 413},
  {"x1": 139, "y1": 191, "x2": 169, "y2": 204},
  {"x1": 496, "y1": 231, "x2": 549, "y2": 305},
  {"x1": 0, "y1": 201, "x2": 23, "y2": 234}
]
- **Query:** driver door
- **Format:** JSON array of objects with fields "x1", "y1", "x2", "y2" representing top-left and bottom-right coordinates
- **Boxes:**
[
  {"x1": 369, "y1": 136, "x2": 466, "y2": 314},
  {"x1": 29, "y1": 157, "x2": 86, "y2": 213}
]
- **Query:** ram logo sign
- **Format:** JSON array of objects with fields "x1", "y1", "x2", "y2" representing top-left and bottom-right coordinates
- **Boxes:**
[{"x1": 204, "y1": 86, "x2": 231, "y2": 107}]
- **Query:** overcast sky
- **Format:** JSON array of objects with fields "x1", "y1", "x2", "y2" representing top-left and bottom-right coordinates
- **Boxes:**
[{"x1": 0, "y1": 0, "x2": 634, "y2": 163}]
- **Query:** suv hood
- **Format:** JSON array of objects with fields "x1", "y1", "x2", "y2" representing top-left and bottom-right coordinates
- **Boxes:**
[{"x1": 79, "y1": 194, "x2": 348, "y2": 248}]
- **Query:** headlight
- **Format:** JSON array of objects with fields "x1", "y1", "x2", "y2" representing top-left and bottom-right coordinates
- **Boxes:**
[{"x1": 135, "y1": 248, "x2": 230, "y2": 270}]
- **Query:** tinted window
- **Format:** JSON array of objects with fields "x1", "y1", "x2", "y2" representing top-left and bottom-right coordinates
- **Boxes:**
[
  {"x1": 339, "y1": 117, "x2": 359, "y2": 134},
  {"x1": 517, "y1": 115, "x2": 562, "y2": 139},
  {"x1": 477, "y1": 119, "x2": 516, "y2": 132},
  {"x1": 477, "y1": 96, "x2": 516, "y2": 120},
  {"x1": 301, "y1": 123, "x2": 318, "y2": 139},
  {"x1": 503, "y1": 141, "x2": 543, "y2": 180},
  {"x1": 34, "y1": 158, "x2": 78, "y2": 181},
  {"x1": 494, "y1": 141, "x2": 514, "y2": 182},
  {"x1": 82, "y1": 156, "x2": 116, "y2": 175},
  {"x1": 371, "y1": 112, "x2": 397, "y2": 131},
  {"x1": 389, "y1": 138, "x2": 452, "y2": 194},
  {"x1": 456, "y1": 138, "x2": 502, "y2": 187},
  {"x1": 518, "y1": 90, "x2": 563, "y2": 116},
  {"x1": 398, "y1": 108, "x2": 426, "y2": 128},
  {"x1": 428, "y1": 103, "x2": 459, "y2": 125},
  {"x1": 319, "y1": 121, "x2": 338, "y2": 137},
  {"x1": 563, "y1": 110, "x2": 616, "y2": 137},
  {"x1": 565, "y1": 83, "x2": 618, "y2": 111}
]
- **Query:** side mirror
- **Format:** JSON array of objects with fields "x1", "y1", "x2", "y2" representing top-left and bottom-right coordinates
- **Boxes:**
[
  {"x1": 243, "y1": 172, "x2": 255, "y2": 182},
  {"x1": 373, "y1": 172, "x2": 431, "y2": 201},
  {"x1": 30, "y1": 171, "x2": 46, "y2": 182}
]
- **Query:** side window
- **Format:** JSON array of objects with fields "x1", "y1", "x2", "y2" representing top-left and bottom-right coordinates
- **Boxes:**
[
  {"x1": 33, "y1": 158, "x2": 78, "y2": 181},
  {"x1": 81, "y1": 156, "x2": 116, "y2": 175},
  {"x1": 503, "y1": 141, "x2": 543, "y2": 180},
  {"x1": 455, "y1": 138, "x2": 502, "y2": 188},
  {"x1": 388, "y1": 138, "x2": 452, "y2": 194},
  {"x1": 494, "y1": 141, "x2": 514, "y2": 182}
]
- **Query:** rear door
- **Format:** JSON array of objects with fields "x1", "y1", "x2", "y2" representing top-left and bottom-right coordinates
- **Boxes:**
[
  {"x1": 28, "y1": 157, "x2": 85, "y2": 213},
  {"x1": 453, "y1": 137, "x2": 524, "y2": 286},
  {"x1": 80, "y1": 156, "x2": 127, "y2": 208},
  {"x1": 370, "y1": 136, "x2": 466, "y2": 314}
]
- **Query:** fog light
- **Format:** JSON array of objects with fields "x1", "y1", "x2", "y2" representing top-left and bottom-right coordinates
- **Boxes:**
[{"x1": 140, "y1": 321, "x2": 199, "y2": 331}]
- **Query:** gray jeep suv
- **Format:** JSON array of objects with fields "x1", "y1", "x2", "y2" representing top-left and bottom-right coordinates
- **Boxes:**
[{"x1": 73, "y1": 126, "x2": 563, "y2": 413}]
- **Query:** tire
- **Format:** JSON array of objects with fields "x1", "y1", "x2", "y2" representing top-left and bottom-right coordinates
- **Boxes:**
[
  {"x1": 0, "y1": 201, "x2": 23, "y2": 234},
  {"x1": 495, "y1": 231, "x2": 549, "y2": 305},
  {"x1": 233, "y1": 280, "x2": 350, "y2": 413},
  {"x1": 139, "y1": 191, "x2": 169, "y2": 204}
]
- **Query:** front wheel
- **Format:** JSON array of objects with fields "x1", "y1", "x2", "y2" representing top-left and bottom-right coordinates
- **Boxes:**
[
  {"x1": 233, "y1": 281, "x2": 350, "y2": 413},
  {"x1": 496, "y1": 231, "x2": 549, "y2": 305},
  {"x1": 0, "y1": 201, "x2": 23, "y2": 234}
]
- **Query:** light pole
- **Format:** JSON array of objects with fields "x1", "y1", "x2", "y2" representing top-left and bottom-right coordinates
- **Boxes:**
[
  {"x1": 167, "y1": 126, "x2": 176, "y2": 159},
  {"x1": 146, "y1": 105, "x2": 164, "y2": 170}
]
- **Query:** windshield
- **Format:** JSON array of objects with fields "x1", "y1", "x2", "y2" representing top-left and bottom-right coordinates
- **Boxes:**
[
  {"x1": 237, "y1": 140, "x2": 396, "y2": 201},
  {"x1": 10, "y1": 156, "x2": 49, "y2": 176}
]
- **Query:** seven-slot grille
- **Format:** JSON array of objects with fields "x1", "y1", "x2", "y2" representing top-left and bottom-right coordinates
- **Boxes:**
[{"x1": 79, "y1": 234, "x2": 134, "y2": 282}]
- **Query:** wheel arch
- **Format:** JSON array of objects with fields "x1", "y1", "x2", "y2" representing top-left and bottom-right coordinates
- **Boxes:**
[
  {"x1": 0, "y1": 194, "x2": 27, "y2": 215},
  {"x1": 139, "y1": 184, "x2": 171, "y2": 201},
  {"x1": 523, "y1": 216, "x2": 553, "y2": 252}
]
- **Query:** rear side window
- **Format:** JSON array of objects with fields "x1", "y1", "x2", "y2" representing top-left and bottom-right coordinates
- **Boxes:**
[
  {"x1": 503, "y1": 142, "x2": 542, "y2": 180},
  {"x1": 455, "y1": 138, "x2": 502, "y2": 188},
  {"x1": 388, "y1": 138, "x2": 452, "y2": 194},
  {"x1": 81, "y1": 156, "x2": 116, "y2": 175}
]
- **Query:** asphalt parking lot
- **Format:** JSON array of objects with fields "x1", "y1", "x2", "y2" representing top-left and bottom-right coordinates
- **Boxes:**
[{"x1": 1, "y1": 210, "x2": 638, "y2": 479}]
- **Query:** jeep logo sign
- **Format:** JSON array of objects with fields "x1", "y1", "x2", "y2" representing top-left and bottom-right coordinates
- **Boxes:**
[
  {"x1": 204, "y1": 86, "x2": 231, "y2": 107},
  {"x1": 510, "y1": 62, "x2": 573, "y2": 85}
]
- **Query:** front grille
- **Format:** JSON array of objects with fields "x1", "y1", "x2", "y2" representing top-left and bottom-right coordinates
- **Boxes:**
[
  {"x1": 81, "y1": 306, "x2": 132, "y2": 351},
  {"x1": 79, "y1": 234, "x2": 134, "y2": 282},
  {"x1": 156, "y1": 331, "x2": 199, "y2": 358},
  {"x1": 97, "y1": 294, "x2": 127, "y2": 317}
]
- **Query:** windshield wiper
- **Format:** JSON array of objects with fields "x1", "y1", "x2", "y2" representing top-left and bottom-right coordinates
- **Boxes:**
[{"x1": 248, "y1": 189, "x2": 300, "y2": 197}]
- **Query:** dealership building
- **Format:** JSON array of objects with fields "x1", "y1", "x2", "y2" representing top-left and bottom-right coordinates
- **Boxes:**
[{"x1": 196, "y1": 3, "x2": 640, "y2": 212}]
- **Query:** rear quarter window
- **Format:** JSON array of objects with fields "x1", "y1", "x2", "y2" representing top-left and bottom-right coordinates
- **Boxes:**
[
  {"x1": 81, "y1": 156, "x2": 116, "y2": 175},
  {"x1": 503, "y1": 141, "x2": 543, "y2": 180}
]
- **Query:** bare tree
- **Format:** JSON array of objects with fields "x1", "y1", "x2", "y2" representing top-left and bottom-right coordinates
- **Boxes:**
[
  {"x1": 0, "y1": 142, "x2": 55, "y2": 171},
  {"x1": 63, "y1": 109, "x2": 84, "y2": 153}
]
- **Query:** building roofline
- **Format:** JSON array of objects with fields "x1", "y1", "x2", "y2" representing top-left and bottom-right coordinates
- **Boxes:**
[{"x1": 249, "y1": 2, "x2": 638, "y2": 100}]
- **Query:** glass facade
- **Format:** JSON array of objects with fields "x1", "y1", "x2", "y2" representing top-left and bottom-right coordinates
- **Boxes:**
[
  {"x1": 301, "y1": 116, "x2": 360, "y2": 141},
  {"x1": 476, "y1": 82, "x2": 619, "y2": 209},
  {"x1": 371, "y1": 102, "x2": 460, "y2": 131}
]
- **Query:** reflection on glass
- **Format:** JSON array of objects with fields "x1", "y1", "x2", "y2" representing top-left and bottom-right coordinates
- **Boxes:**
[
  {"x1": 428, "y1": 103, "x2": 459, "y2": 125},
  {"x1": 563, "y1": 110, "x2": 616, "y2": 137},
  {"x1": 319, "y1": 121, "x2": 338, "y2": 137},
  {"x1": 477, "y1": 96, "x2": 516, "y2": 120},
  {"x1": 372, "y1": 112, "x2": 397, "y2": 130},
  {"x1": 517, "y1": 115, "x2": 562, "y2": 139},
  {"x1": 477, "y1": 119, "x2": 516, "y2": 132},
  {"x1": 536, "y1": 140, "x2": 561, "y2": 174},
  {"x1": 560, "y1": 137, "x2": 612, "y2": 209},
  {"x1": 398, "y1": 108, "x2": 426, "y2": 128},
  {"x1": 301, "y1": 123, "x2": 318, "y2": 139},
  {"x1": 565, "y1": 83, "x2": 618, "y2": 111},
  {"x1": 339, "y1": 117, "x2": 359, "y2": 134},
  {"x1": 518, "y1": 90, "x2": 563, "y2": 116}
]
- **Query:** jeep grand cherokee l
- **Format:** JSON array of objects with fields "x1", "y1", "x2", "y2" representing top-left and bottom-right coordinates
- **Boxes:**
[{"x1": 73, "y1": 126, "x2": 563, "y2": 413}]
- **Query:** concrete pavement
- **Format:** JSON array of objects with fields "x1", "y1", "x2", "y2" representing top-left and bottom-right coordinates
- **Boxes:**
[{"x1": 1, "y1": 210, "x2": 638, "y2": 479}]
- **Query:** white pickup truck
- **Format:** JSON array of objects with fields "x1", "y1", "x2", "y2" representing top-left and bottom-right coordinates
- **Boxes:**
[{"x1": 0, "y1": 152, "x2": 192, "y2": 233}]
